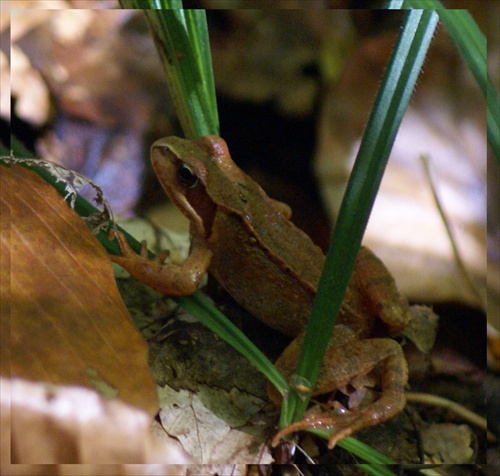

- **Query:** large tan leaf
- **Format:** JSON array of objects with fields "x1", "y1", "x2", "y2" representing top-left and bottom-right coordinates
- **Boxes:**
[
  {"x1": 314, "y1": 30, "x2": 487, "y2": 307},
  {"x1": 0, "y1": 164, "x2": 157, "y2": 415}
]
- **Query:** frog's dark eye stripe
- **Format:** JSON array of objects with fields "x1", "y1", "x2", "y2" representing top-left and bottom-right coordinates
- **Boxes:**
[{"x1": 178, "y1": 163, "x2": 198, "y2": 188}]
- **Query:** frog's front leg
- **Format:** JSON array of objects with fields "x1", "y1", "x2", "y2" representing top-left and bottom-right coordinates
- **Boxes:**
[
  {"x1": 110, "y1": 230, "x2": 212, "y2": 296},
  {"x1": 270, "y1": 337, "x2": 408, "y2": 449}
]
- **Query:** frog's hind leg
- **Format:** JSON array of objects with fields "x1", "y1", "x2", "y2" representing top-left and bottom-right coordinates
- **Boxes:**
[
  {"x1": 271, "y1": 338, "x2": 408, "y2": 449},
  {"x1": 354, "y1": 246, "x2": 412, "y2": 331}
]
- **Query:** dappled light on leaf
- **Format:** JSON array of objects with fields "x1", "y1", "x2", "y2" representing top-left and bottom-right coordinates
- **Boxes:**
[
  {"x1": 0, "y1": 164, "x2": 157, "y2": 415},
  {"x1": 1, "y1": 377, "x2": 191, "y2": 467}
]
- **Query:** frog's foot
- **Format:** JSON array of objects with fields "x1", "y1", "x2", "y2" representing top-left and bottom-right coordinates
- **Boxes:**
[
  {"x1": 272, "y1": 384, "x2": 407, "y2": 449},
  {"x1": 270, "y1": 409, "x2": 359, "y2": 449},
  {"x1": 272, "y1": 338, "x2": 408, "y2": 449},
  {"x1": 110, "y1": 229, "x2": 170, "y2": 270},
  {"x1": 110, "y1": 229, "x2": 212, "y2": 296}
]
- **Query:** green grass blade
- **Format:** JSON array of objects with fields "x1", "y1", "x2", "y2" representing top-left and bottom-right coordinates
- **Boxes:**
[
  {"x1": 282, "y1": 7, "x2": 439, "y2": 438},
  {"x1": 400, "y1": 0, "x2": 499, "y2": 160},
  {"x1": 119, "y1": 0, "x2": 183, "y2": 12},
  {"x1": 185, "y1": 9, "x2": 218, "y2": 124},
  {"x1": 436, "y1": 7, "x2": 499, "y2": 161},
  {"x1": 305, "y1": 429, "x2": 397, "y2": 468},
  {"x1": 145, "y1": 9, "x2": 218, "y2": 137},
  {"x1": 10, "y1": 135, "x2": 32, "y2": 157},
  {"x1": 334, "y1": 434, "x2": 396, "y2": 465},
  {"x1": 119, "y1": 1, "x2": 219, "y2": 137}
]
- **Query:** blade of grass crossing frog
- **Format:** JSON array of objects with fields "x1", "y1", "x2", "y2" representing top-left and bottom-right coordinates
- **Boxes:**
[{"x1": 284, "y1": 7, "x2": 438, "y2": 431}]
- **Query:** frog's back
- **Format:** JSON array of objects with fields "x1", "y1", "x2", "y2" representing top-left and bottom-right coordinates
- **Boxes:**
[
  {"x1": 207, "y1": 175, "x2": 325, "y2": 336},
  {"x1": 244, "y1": 197, "x2": 325, "y2": 288},
  {"x1": 205, "y1": 159, "x2": 325, "y2": 282}
]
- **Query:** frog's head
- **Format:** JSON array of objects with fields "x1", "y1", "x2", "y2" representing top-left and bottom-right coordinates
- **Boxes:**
[
  {"x1": 151, "y1": 135, "x2": 266, "y2": 240},
  {"x1": 151, "y1": 136, "x2": 214, "y2": 238}
]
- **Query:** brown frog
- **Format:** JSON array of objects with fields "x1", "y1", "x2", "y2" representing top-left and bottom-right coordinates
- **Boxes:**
[{"x1": 111, "y1": 135, "x2": 434, "y2": 449}]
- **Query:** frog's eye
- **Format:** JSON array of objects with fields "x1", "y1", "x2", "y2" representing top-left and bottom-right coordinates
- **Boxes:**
[{"x1": 177, "y1": 163, "x2": 198, "y2": 189}]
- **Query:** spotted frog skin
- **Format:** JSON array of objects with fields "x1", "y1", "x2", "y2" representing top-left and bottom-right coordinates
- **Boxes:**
[{"x1": 111, "y1": 135, "x2": 434, "y2": 449}]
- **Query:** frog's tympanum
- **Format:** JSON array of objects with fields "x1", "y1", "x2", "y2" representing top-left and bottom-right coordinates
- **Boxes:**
[{"x1": 111, "y1": 135, "x2": 435, "y2": 449}]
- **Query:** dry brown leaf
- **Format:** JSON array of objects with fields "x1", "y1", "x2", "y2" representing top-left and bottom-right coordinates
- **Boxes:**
[
  {"x1": 421, "y1": 423, "x2": 475, "y2": 464},
  {"x1": 0, "y1": 164, "x2": 157, "y2": 415},
  {"x1": 147, "y1": 321, "x2": 272, "y2": 464},
  {"x1": 157, "y1": 385, "x2": 272, "y2": 465}
]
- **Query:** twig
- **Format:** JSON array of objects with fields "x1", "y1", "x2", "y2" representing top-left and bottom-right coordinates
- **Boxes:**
[
  {"x1": 406, "y1": 392, "x2": 496, "y2": 442},
  {"x1": 420, "y1": 155, "x2": 486, "y2": 310}
]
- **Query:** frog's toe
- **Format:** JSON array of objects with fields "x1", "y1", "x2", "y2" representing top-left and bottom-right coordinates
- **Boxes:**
[
  {"x1": 271, "y1": 410, "x2": 359, "y2": 449},
  {"x1": 110, "y1": 229, "x2": 137, "y2": 258},
  {"x1": 155, "y1": 249, "x2": 170, "y2": 264},
  {"x1": 326, "y1": 427, "x2": 355, "y2": 449},
  {"x1": 139, "y1": 239, "x2": 149, "y2": 258}
]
